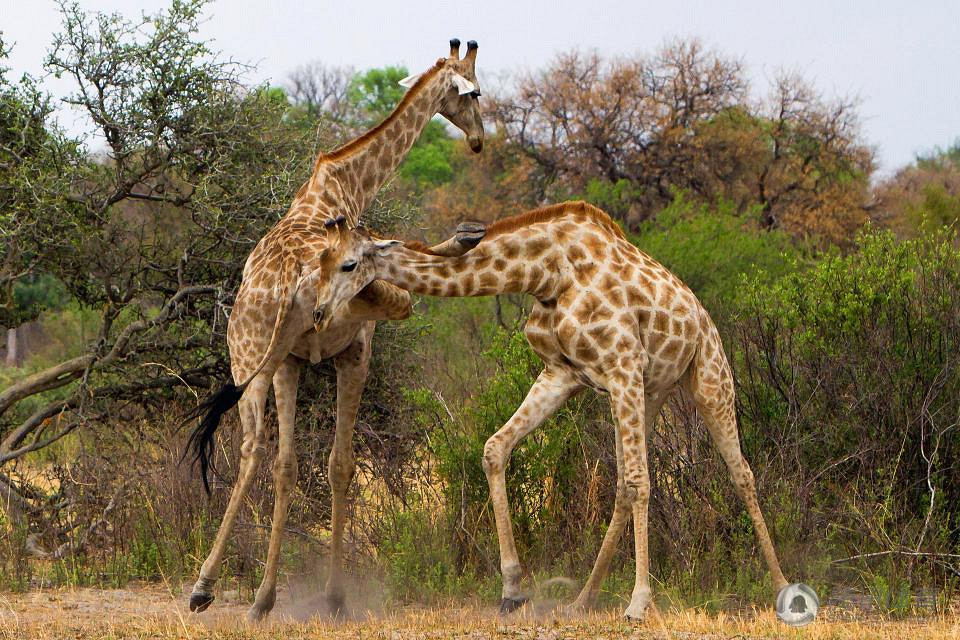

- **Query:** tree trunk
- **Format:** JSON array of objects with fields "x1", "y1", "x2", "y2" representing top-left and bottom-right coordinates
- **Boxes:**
[{"x1": 5, "y1": 326, "x2": 20, "y2": 368}]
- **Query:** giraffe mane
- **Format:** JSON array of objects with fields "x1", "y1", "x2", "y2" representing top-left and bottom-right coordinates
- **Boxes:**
[
  {"x1": 400, "y1": 202, "x2": 626, "y2": 256},
  {"x1": 480, "y1": 201, "x2": 627, "y2": 243},
  {"x1": 314, "y1": 60, "x2": 446, "y2": 168}
]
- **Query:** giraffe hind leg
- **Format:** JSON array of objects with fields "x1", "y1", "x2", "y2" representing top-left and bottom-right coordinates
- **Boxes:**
[
  {"x1": 190, "y1": 376, "x2": 271, "y2": 612},
  {"x1": 684, "y1": 346, "x2": 789, "y2": 591},
  {"x1": 569, "y1": 392, "x2": 667, "y2": 613},
  {"x1": 248, "y1": 356, "x2": 301, "y2": 623}
]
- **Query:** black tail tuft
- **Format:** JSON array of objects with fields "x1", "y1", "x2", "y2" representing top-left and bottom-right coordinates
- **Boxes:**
[{"x1": 181, "y1": 382, "x2": 244, "y2": 495}]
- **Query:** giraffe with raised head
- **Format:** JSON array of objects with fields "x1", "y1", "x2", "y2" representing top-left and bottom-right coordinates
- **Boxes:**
[
  {"x1": 184, "y1": 39, "x2": 487, "y2": 623},
  {"x1": 313, "y1": 201, "x2": 792, "y2": 619}
]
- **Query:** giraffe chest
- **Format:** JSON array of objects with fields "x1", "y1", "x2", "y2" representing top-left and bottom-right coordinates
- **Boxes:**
[
  {"x1": 293, "y1": 323, "x2": 365, "y2": 363},
  {"x1": 525, "y1": 299, "x2": 621, "y2": 393}
]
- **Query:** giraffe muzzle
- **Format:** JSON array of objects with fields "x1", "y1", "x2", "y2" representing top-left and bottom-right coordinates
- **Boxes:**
[{"x1": 313, "y1": 305, "x2": 327, "y2": 330}]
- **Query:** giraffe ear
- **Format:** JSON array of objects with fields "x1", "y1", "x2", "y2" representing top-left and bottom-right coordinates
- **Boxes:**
[
  {"x1": 398, "y1": 74, "x2": 421, "y2": 88},
  {"x1": 450, "y1": 73, "x2": 476, "y2": 95}
]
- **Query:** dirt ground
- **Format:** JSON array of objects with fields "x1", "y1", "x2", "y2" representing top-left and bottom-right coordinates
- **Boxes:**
[{"x1": 0, "y1": 584, "x2": 958, "y2": 639}]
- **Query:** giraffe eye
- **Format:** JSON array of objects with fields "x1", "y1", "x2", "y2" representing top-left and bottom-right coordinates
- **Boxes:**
[{"x1": 341, "y1": 261, "x2": 357, "y2": 272}]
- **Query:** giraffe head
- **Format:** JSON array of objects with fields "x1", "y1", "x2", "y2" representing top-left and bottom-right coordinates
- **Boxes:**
[
  {"x1": 311, "y1": 220, "x2": 488, "y2": 331},
  {"x1": 311, "y1": 221, "x2": 400, "y2": 331},
  {"x1": 402, "y1": 38, "x2": 485, "y2": 152}
]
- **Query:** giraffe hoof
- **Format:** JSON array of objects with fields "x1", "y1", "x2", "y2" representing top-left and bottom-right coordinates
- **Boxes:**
[
  {"x1": 325, "y1": 591, "x2": 345, "y2": 614},
  {"x1": 499, "y1": 597, "x2": 528, "y2": 614},
  {"x1": 189, "y1": 591, "x2": 214, "y2": 612},
  {"x1": 246, "y1": 602, "x2": 273, "y2": 624},
  {"x1": 246, "y1": 587, "x2": 276, "y2": 623},
  {"x1": 623, "y1": 592, "x2": 652, "y2": 621}
]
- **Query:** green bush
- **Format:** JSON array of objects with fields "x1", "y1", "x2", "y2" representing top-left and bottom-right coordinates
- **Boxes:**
[
  {"x1": 735, "y1": 226, "x2": 960, "y2": 598},
  {"x1": 629, "y1": 192, "x2": 804, "y2": 313}
]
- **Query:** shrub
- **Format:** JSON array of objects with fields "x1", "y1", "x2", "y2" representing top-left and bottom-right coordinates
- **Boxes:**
[
  {"x1": 629, "y1": 192, "x2": 803, "y2": 314},
  {"x1": 735, "y1": 227, "x2": 960, "y2": 594}
]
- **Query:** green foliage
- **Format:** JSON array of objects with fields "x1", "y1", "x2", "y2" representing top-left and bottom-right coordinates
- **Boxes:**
[
  {"x1": 258, "y1": 85, "x2": 291, "y2": 107},
  {"x1": 629, "y1": 192, "x2": 804, "y2": 312},
  {"x1": 347, "y1": 65, "x2": 409, "y2": 124},
  {"x1": 0, "y1": 35, "x2": 81, "y2": 326},
  {"x1": 916, "y1": 140, "x2": 960, "y2": 171},
  {"x1": 736, "y1": 226, "x2": 960, "y2": 573},
  {"x1": 580, "y1": 178, "x2": 645, "y2": 220},
  {"x1": 377, "y1": 506, "x2": 489, "y2": 602},
  {"x1": 399, "y1": 120, "x2": 455, "y2": 187},
  {"x1": 867, "y1": 571, "x2": 914, "y2": 617},
  {"x1": 11, "y1": 274, "x2": 69, "y2": 318},
  {"x1": 905, "y1": 183, "x2": 960, "y2": 232}
]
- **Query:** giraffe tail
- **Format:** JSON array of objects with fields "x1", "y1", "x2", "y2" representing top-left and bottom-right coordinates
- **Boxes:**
[
  {"x1": 182, "y1": 382, "x2": 245, "y2": 495},
  {"x1": 180, "y1": 251, "x2": 303, "y2": 495}
]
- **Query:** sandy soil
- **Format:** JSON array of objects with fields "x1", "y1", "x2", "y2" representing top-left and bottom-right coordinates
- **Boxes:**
[{"x1": 0, "y1": 583, "x2": 958, "y2": 639}]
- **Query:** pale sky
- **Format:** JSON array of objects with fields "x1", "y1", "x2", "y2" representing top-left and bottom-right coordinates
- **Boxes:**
[{"x1": 2, "y1": 0, "x2": 959, "y2": 175}]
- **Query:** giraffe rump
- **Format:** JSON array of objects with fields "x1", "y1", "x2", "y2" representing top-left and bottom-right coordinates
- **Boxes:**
[{"x1": 182, "y1": 381, "x2": 244, "y2": 495}]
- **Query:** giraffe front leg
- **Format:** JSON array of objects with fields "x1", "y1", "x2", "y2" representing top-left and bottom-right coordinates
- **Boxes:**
[
  {"x1": 607, "y1": 369, "x2": 653, "y2": 621},
  {"x1": 247, "y1": 357, "x2": 300, "y2": 623},
  {"x1": 482, "y1": 368, "x2": 580, "y2": 613},
  {"x1": 324, "y1": 325, "x2": 373, "y2": 613},
  {"x1": 569, "y1": 393, "x2": 667, "y2": 613},
  {"x1": 190, "y1": 377, "x2": 270, "y2": 613}
]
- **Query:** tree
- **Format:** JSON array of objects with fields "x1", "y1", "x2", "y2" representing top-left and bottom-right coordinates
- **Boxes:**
[
  {"x1": 284, "y1": 61, "x2": 355, "y2": 139},
  {"x1": 873, "y1": 141, "x2": 960, "y2": 236},
  {"x1": 0, "y1": 35, "x2": 79, "y2": 331},
  {"x1": 0, "y1": 0, "x2": 320, "y2": 540},
  {"x1": 0, "y1": 1, "x2": 432, "y2": 566},
  {"x1": 491, "y1": 40, "x2": 746, "y2": 223},
  {"x1": 490, "y1": 39, "x2": 874, "y2": 244}
]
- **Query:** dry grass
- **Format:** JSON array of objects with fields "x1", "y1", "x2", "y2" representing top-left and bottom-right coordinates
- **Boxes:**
[{"x1": 0, "y1": 585, "x2": 957, "y2": 639}]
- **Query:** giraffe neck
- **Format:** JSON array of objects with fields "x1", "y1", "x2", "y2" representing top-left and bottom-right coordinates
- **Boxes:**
[
  {"x1": 374, "y1": 231, "x2": 563, "y2": 301},
  {"x1": 320, "y1": 67, "x2": 450, "y2": 223}
]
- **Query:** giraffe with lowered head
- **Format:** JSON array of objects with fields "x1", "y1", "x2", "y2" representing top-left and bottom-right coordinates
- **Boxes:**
[
  {"x1": 313, "y1": 201, "x2": 793, "y2": 619},
  {"x1": 183, "y1": 39, "x2": 487, "y2": 622}
]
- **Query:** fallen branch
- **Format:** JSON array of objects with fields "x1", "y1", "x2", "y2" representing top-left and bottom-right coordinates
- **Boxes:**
[
  {"x1": 832, "y1": 549, "x2": 960, "y2": 579},
  {"x1": 832, "y1": 550, "x2": 960, "y2": 563}
]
